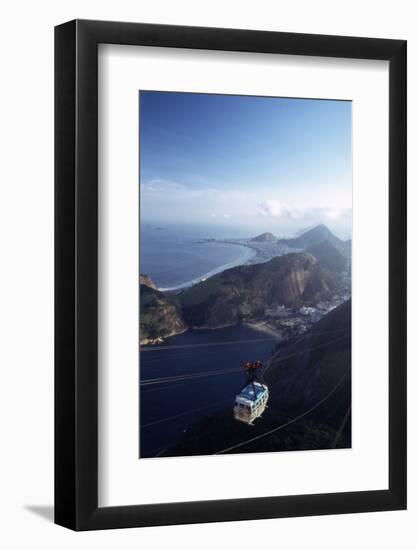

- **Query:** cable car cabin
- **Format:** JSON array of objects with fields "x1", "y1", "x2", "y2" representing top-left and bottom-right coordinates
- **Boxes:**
[{"x1": 234, "y1": 382, "x2": 269, "y2": 425}]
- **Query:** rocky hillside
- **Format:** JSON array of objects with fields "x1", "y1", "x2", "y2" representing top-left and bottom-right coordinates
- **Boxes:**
[
  {"x1": 180, "y1": 252, "x2": 337, "y2": 328},
  {"x1": 140, "y1": 239, "x2": 349, "y2": 343},
  {"x1": 264, "y1": 298, "x2": 351, "y2": 410},
  {"x1": 140, "y1": 284, "x2": 185, "y2": 344}
]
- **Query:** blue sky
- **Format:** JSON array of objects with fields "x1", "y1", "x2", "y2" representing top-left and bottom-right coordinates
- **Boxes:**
[{"x1": 139, "y1": 91, "x2": 352, "y2": 238}]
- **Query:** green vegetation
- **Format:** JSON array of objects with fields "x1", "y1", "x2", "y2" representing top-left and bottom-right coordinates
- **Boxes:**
[
  {"x1": 140, "y1": 252, "x2": 341, "y2": 340},
  {"x1": 140, "y1": 285, "x2": 185, "y2": 343},
  {"x1": 178, "y1": 252, "x2": 337, "y2": 328},
  {"x1": 140, "y1": 238, "x2": 348, "y2": 343}
]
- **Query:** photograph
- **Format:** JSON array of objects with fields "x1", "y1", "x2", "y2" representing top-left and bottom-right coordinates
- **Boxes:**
[
  {"x1": 139, "y1": 91, "x2": 352, "y2": 458},
  {"x1": 0, "y1": 2, "x2": 409, "y2": 541}
]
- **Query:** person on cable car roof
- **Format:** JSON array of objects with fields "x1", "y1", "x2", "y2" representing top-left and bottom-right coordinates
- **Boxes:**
[{"x1": 244, "y1": 360, "x2": 262, "y2": 371}]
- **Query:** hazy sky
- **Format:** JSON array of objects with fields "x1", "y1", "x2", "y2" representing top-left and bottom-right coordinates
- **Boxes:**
[{"x1": 139, "y1": 91, "x2": 352, "y2": 238}]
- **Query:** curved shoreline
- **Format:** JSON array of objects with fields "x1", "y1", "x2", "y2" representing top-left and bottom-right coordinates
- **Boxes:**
[{"x1": 157, "y1": 243, "x2": 257, "y2": 292}]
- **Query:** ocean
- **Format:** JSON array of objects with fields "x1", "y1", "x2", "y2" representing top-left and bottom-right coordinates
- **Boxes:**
[
  {"x1": 139, "y1": 223, "x2": 280, "y2": 457},
  {"x1": 140, "y1": 223, "x2": 256, "y2": 290}
]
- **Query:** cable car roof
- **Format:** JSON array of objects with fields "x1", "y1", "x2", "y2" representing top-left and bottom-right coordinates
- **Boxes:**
[{"x1": 235, "y1": 382, "x2": 268, "y2": 404}]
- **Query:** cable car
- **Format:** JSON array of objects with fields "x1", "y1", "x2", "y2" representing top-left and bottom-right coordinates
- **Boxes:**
[
  {"x1": 234, "y1": 382, "x2": 269, "y2": 424},
  {"x1": 234, "y1": 361, "x2": 269, "y2": 425}
]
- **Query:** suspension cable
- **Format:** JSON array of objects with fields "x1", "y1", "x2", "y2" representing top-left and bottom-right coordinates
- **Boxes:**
[{"x1": 215, "y1": 374, "x2": 347, "y2": 455}]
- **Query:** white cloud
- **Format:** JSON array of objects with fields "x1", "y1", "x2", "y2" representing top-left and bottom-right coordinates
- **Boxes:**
[
  {"x1": 257, "y1": 200, "x2": 351, "y2": 222},
  {"x1": 257, "y1": 200, "x2": 302, "y2": 219},
  {"x1": 321, "y1": 208, "x2": 344, "y2": 220},
  {"x1": 312, "y1": 207, "x2": 352, "y2": 221},
  {"x1": 141, "y1": 177, "x2": 351, "y2": 230}
]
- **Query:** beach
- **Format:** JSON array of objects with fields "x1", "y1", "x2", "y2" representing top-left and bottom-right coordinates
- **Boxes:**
[
  {"x1": 140, "y1": 224, "x2": 257, "y2": 291},
  {"x1": 158, "y1": 243, "x2": 256, "y2": 291}
]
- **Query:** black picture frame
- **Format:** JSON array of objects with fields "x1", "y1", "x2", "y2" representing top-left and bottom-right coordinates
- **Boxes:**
[{"x1": 55, "y1": 19, "x2": 407, "y2": 531}]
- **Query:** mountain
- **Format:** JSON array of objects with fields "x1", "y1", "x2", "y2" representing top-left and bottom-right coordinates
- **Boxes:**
[
  {"x1": 140, "y1": 252, "x2": 340, "y2": 341},
  {"x1": 306, "y1": 240, "x2": 348, "y2": 273},
  {"x1": 180, "y1": 252, "x2": 337, "y2": 328},
  {"x1": 140, "y1": 285, "x2": 185, "y2": 344},
  {"x1": 338, "y1": 239, "x2": 351, "y2": 259},
  {"x1": 264, "y1": 298, "x2": 351, "y2": 410},
  {"x1": 288, "y1": 224, "x2": 342, "y2": 248},
  {"x1": 251, "y1": 232, "x2": 276, "y2": 242},
  {"x1": 294, "y1": 225, "x2": 316, "y2": 237},
  {"x1": 279, "y1": 224, "x2": 351, "y2": 259},
  {"x1": 161, "y1": 300, "x2": 351, "y2": 457}
]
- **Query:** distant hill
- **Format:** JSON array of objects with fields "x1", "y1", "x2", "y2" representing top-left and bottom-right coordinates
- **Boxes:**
[
  {"x1": 287, "y1": 224, "x2": 342, "y2": 248},
  {"x1": 279, "y1": 224, "x2": 351, "y2": 259},
  {"x1": 338, "y1": 239, "x2": 351, "y2": 259},
  {"x1": 161, "y1": 300, "x2": 351, "y2": 457},
  {"x1": 251, "y1": 232, "x2": 276, "y2": 242},
  {"x1": 180, "y1": 252, "x2": 337, "y2": 328},
  {"x1": 306, "y1": 240, "x2": 348, "y2": 273},
  {"x1": 294, "y1": 225, "x2": 316, "y2": 237}
]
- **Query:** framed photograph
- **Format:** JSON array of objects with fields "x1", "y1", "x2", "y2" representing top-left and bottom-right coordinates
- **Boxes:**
[{"x1": 55, "y1": 20, "x2": 406, "y2": 530}]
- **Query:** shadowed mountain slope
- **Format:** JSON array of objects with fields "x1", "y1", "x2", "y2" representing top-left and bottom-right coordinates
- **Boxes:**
[
  {"x1": 160, "y1": 300, "x2": 351, "y2": 457},
  {"x1": 306, "y1": 240, "x2": 348, "y2": 273},
  {"x1": 180, "y1": 252, "x2": 337, "y2": 328}
]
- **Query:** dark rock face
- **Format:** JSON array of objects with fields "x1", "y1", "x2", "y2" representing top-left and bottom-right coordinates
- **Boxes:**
[
  {"x1": 180, "y1": 252, "x2": 337, "y2": 328},
  {"x1": 251, "y1": 231, "x2": 276, "y2": 242}
]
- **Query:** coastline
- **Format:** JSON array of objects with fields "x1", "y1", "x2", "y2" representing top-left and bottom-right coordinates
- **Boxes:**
[
  {"x1": 140, "y1": 327, "x2": 188, "y2": 347},
  {"x1": 157, "y1": 242, "x2": 257, "y2": 292},
  {"x1": 140, "y1": 320, "x2": 283, "y2": 347}
]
